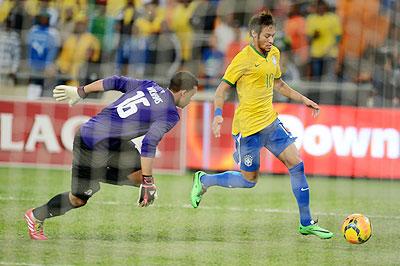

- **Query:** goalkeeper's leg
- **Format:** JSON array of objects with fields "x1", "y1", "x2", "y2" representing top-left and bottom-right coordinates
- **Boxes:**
[
  {"x1": 32, "y1": 192, "x2": 86, "y2": 221},
  {"x1": 25, "y1": 192, "x2": 86, "y2": 240}
]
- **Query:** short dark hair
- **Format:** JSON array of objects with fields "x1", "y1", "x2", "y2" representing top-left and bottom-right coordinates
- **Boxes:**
[
  {"x1": 248, "y1": 11, "x2": 274, "y2": 35},
  {"x1": 169, "y1": 71, "x2": 198, "y2": 92}
]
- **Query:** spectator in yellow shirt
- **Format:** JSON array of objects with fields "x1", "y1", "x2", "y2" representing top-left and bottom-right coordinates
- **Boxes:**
[
  {"x1": 56, "y1": 15, "x2": 100, "y2": 85},
  {"x1": 168, "y1": 0, "x2": 199, "y2": 62},
  {"x1": 306, "y1": 0, "x2": 342, "y2": 81},
  {"x1": 134, "y1": 0, "x2": 165, "y2": 36}
]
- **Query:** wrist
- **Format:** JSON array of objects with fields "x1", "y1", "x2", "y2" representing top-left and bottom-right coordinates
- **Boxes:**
[
  {"x1": 142, "y1": 175, "x2": 154, "y2": 185},
  {"x1": 77, "y1": 86, "x2": 87, "y2": 99},
  {"x1": 214, "y1": 107, "x2": 222, "y2": 117}
]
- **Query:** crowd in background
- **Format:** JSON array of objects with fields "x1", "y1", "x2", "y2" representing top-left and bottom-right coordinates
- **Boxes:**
[{"x1": 0, "y1": 0, "x2": 399, "y2": 107}]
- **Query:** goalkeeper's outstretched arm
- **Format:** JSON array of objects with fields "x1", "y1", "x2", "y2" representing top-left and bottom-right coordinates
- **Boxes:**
[{"x1": 53, "y1": 79, "x2": 105, "y2": 106}]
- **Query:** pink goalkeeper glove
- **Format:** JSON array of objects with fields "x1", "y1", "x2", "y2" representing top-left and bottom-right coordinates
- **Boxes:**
[{"x1": 138, "y1": 175, "x2": 157, "y2": 207}]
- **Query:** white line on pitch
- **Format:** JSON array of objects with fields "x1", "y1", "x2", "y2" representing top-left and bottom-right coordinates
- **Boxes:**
[
  {"x1": 2, "y1": 196, "x2": 399, "y2": 220},
  {"x1": 0, "y1": 263, "x2": 44, "y2": 266}
]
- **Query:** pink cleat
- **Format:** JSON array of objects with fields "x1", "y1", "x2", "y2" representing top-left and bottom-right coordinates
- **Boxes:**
[{"x1": 24, "y1": 208, "x2": 48, "y2": 240}]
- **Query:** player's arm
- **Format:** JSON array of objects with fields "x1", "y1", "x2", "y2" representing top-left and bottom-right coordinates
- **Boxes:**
[
  {"x1": 212, "y1": 81, "x2": 231, "y2": 137},
  {"x1": 53, "y1": 76, "x2": 142, "y2": 106},
  {"x1": 137, "y1": 156, "x2": 157, "y2": 207},
  {"x1": 52, "y1": 79, "x2": 105, "y2": 106},
  {"x1": 137, "y1": 116, "x2": 178, "y2": 207},
  {"x1": 274, "y1": 78, "x2": 320, "y2": 118}
]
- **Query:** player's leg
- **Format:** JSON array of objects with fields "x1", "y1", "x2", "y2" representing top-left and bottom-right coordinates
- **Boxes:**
[
  {"x1": 25, "y1": 133, "x2": 102, "y2": 240},
  {"x1": 278, "y1": 143, "x2": 333, "y2": 239},
  {"x1": 268, "y1": 120, "x2": 333, "y2": 239},
  {"x1": 24, "y1": 191, "x2": 84, "y2": 241},
  {"x1": 277, "y1": 143, "x2": 312, "y2": 225},
  {"x1": 191, "y1": 134, "x2": 259, "y2": 208}
]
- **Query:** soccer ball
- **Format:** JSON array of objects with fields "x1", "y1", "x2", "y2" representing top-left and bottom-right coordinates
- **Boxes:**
[{"x1": 341, "y1": 214, "x2": 372, "y2": 244}]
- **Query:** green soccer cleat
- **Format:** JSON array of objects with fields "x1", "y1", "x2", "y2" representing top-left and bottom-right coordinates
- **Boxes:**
[
  {"x1": 299, "y1": 220, "x2": 333, "y2": 239},
  {"x1": 191, "y1": 171, "x2": 206, "y2": 208}
]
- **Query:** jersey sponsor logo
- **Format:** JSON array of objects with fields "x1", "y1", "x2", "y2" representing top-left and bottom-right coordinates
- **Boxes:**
[{"x1": 243, "y1": 154, "x2": 253, "y2": 167}]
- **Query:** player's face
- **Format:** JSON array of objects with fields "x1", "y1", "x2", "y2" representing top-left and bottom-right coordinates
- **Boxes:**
[
  {"x1": 177, "y1": 86, "x2": 198, "y2": 108},
  {"x1": 254, "y1": 25, "x2": 275, "y2": 54}
]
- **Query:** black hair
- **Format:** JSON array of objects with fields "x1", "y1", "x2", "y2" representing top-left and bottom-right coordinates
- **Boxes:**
[
  {"x1": 248, "y1": 11, "x2": 274, "y2": 36},
  {"x1": 169, "y1": 71, "x2": 198, "y2": 92}
]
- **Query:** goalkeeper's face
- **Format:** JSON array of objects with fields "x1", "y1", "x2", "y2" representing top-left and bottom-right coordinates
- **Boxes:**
[{"x1": 177, "y1": 86, "x2": 198, "y2": 108}]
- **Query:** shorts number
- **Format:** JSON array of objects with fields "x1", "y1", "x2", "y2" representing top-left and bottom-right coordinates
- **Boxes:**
[{"x1": 117, "y1": 91, "x2": 150, "y2": 118}]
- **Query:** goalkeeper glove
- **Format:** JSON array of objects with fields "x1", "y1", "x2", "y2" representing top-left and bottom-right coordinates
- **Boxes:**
[
  {"x1": 53, "y1": 85, "x2": 87, "y2": 106},
  {"x1": 138, "y1": 175, "x2": 157, "y2": 207}
]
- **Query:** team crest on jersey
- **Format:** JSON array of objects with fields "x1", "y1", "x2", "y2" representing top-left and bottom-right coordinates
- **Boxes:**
[
  {"x1": 243, "y1": 154, "x2": 253, "y2": 167},
  {"x1": 272, "y1": 56, "x2": 277, "y2": 65}
]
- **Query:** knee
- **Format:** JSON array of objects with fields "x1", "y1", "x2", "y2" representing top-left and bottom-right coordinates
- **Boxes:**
[
  {"x1": 283, "y1": 153, "x2": 302, "y2": 169},
  {"x1": 69, "y1": 193, "x2": 87, "y2": 207}
]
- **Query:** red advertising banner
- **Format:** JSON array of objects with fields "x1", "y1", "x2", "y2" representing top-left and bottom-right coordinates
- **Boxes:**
[
  {"x1": 186, "y1": 102, "x2": 400, "y2": 179},
  {"x1": 0, "y1": 100, "x2": 183, "y2": 172},
  {"x1": 1, "y1": 100, "x2": 399, "y2": 178}
]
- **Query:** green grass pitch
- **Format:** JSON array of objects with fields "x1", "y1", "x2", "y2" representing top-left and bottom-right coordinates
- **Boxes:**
[{"x1": 0, "y1": 167, "x2": 399, "y2": 265}]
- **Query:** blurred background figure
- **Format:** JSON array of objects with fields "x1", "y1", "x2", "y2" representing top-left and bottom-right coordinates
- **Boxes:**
[
  {"x1": 135, "y1": 0, "x2": 165, "y2": 36},
  {"x1": 115, "y1": 0, "x2": 139, "y2": 76},
  {"x1": 56, "y1": 14, "x2": 100, "y2": 86},
  {"x1": 168, "y1": 0, "x2": 198, "y2": 68},
  {"x1": 0, "y1": 0, "x2": 32, "y2": 34},
  {"x1": 284, "y1": 3, "x2": 308, "y2": 77},
  {"x1": 115, "y1": 24, "x2": 147, "y2": 77},
  {"x1": 26, "y1": 11, "x2": 59, "y2": 99},
  {"x1": 0, "y1": 16, "x2": 21, "y2": 87},
  {"x1": 89, "y1": 0, "x2": 115, "y2": 61},
  {"x1": 144, "y1": 21, "x2": 181, "y2": 80},
  {"x1": 366, "y1": 51, "x2": 400, "y2": 108},
  {"x1": 306, "y1": 0, "x2": 342, "y2": 81},
  {"x1": 58, "y1": 6, "x2": 76, "y2": 43},
  {"x1": 200, "y1": 34, "x2": 224, "y2": 91}
]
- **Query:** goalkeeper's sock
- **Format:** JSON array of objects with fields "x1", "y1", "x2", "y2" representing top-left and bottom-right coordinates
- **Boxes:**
[
  {"x1": 289, "y1": 162, "x2": 312, "y2": 226},
  {"x1": 33, "y1": 192, "x2": 77, "y2": 221},
  {"x1": 200, "y1": 171, "x2": 256, "y2": 189}
]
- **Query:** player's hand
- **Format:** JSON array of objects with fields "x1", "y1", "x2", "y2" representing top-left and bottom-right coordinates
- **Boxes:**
[
  {"x1": 53, "y1": 85, "x2": 85, "y2": 106},
  {"x1": 303, "y1": 97, "x2": 320, "y2": 118},
  {"x1": 138, "y1": 175, "x2": 157, "y2": 207},
  {"x1": 212, "y1": 115, "x2": 224, "y2": 138}
]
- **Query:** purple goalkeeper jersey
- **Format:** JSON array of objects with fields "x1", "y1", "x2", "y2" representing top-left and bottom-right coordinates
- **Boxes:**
[{"x1": 79, "y1": 75, "x2": 180, "y2": 157}]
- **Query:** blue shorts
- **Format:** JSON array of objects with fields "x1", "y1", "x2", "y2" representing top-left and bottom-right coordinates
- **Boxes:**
[{"x1": 233, "y1": 118, "x2": 297, "y2": 172}]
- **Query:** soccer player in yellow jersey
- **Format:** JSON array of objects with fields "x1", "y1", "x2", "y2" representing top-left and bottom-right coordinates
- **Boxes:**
[{"x1": 191, "y1": 11, "x2": 333, "y2": 239}]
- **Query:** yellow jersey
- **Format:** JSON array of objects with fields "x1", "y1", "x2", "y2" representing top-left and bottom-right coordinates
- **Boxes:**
[
  {"x1": 306, "y1": 12, "x2": 342, "y2": 58},
  {"x1": 222, "y1": 44, "x2": 282, "y2": 137}
]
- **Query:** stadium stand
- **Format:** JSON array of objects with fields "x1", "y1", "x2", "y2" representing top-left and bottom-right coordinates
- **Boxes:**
[{"x1": 0, "y1": 0, "x2": 398, "y2": 107}]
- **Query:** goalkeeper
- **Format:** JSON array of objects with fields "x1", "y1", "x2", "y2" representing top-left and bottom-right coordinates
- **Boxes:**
[{"x1": 24, "y1": 71, "x2": 198, "y2": 240}]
